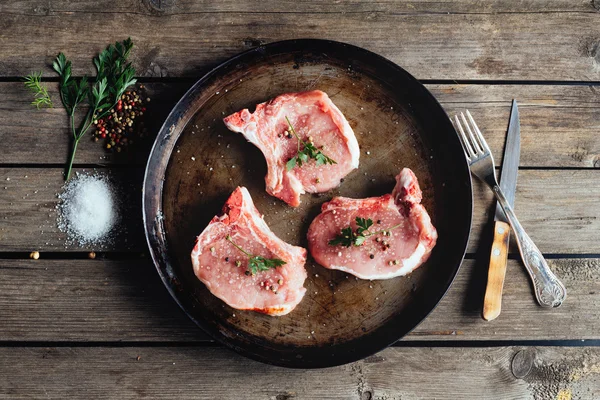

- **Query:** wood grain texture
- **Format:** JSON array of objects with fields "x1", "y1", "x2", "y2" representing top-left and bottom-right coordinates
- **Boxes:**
[
  {"x1": 0, "y1": 82, "x2": 189, "y2": 166},
  {"x1": 1, "y1": 345, "x2": 600, "y2": 399},
  {"x1": 483, "y1": 220, "x2": 511, "y2": 321},
  {"x1": 0, "y1": 0, "x2": 597, "y2": 391},
  {"x1": 0, "y1": 168, "x2": 145, "y2": 252},
  {"x1": 2, "y1": 0, "x2": 597, "y2": 14},
  {"x1": 0, "y1": 257, "x2": 598, "y2": 342},
  {"x1": 1, "y1": 4, "x2": 600, "y2": 79},
  {"x1": 4, "y1": 82, "x2": 600, "y2": 167},
  {"x1": 1, "y1": 168, "x2": 598, "y2": 253},
  {"x1": 0, "y1": 259, "x2": 202, "y2": 342}
]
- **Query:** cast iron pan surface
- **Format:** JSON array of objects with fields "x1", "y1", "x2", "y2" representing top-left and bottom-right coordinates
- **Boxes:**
[{"x1": 143, "y1": 39, "x2": 472, "y2": 368}]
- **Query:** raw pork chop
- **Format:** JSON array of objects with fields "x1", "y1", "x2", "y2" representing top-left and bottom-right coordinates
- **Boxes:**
[
  {"x1": 307, "y1": 168, "x2": 437, "y2": 280},
  {"x1": 223, "y1": 90, "x2": 360, "y2": 207},
  {"x1": 191, "y1": 187, "x2": 308, "y2": 316}
]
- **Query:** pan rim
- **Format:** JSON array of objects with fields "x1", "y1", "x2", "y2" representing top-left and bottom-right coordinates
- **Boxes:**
[{"x1": 142, "y1": 38, "x2": 473, "y2": 368}]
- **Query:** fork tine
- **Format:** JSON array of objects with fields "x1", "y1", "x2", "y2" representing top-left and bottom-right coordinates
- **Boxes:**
[
  {"x1": 460, "y1": 112, "x2": 483, "y2": 154},
  {"x1": 453, "y1": 115, "x2": 474, "y2": 160},
  {"x1": 466, "y1": 110, "x2": 491, "y2": 153}
]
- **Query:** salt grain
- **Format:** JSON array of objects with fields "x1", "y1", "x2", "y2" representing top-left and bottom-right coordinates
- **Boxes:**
[{"x1": 57, "y1": 173, "x2": 118, "y2": 245}]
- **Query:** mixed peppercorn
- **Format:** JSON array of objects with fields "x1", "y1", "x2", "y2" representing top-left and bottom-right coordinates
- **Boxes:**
[{"x1": 92, "y1": 85, "x2": 150, "y2": 152}]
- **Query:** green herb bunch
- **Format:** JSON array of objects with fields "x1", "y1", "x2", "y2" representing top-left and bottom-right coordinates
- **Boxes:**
[{"x1": 53, "y1": 38, "x2": 137, "y2": 180}]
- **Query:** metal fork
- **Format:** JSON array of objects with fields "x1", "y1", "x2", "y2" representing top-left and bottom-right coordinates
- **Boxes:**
[{"x1": 454, "y1": 110, "x2": 566, "y2": 308}]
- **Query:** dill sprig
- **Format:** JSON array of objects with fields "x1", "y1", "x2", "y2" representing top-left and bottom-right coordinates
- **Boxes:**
[
  {"x1": 225, "y1": 235, "x2": 286, "y2": 275},
  {"x1": 328, "y1": 217, "x2": 402, "y2": 247},
  {"x1": 285, "y1": 116, "x2": 337, "y2": 171},
  {"x1": 23, "y1": 72, "x2": 53, "y2": 109},
  {"x1": 53, "y1": 38, "x2": 137, "y2": 180}
]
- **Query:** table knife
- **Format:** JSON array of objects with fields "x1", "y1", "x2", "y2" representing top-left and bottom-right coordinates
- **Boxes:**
[{"x1": 482, "y1": 100, "x2": 520, "y2": 321}]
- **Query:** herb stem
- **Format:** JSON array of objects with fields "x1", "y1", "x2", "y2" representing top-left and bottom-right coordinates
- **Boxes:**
[
  {"x1": 365, "y1": 223, "x2": 403, "y2": 237},
  {"x1": 70, "y1": 113, "x2": 76, "y2": 139},
  {"x1": 65, "y1": 110, "x2": 96, "y2": 180},
  {"x1": 65, "y1": 137, "x2": 79, "y2": 180},
  {"x1": 285, "y1": 116, "x2": 302, "y2": 153},
  {"x1": 79, "y1": 111, "x2": 94, "y2": 139},
  {"x1": 226, "y1": 235, "x2": 252, "y2": 257}
]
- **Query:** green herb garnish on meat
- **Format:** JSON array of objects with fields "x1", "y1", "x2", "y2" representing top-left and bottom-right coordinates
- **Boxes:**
[
  {"x1": 226, "y1": 235, "x2": 286, "y2": 275},
  {"x1": 329, "y1": 217, "x2": 403, "y2": 247},
  {"x1": 285, "y1": 116, "x2": 337, "y2": 171}
]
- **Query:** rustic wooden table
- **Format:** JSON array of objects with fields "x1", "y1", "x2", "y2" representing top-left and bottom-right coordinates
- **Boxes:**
[{"x1": 1, "y1": 1, "x2": 600, "y2": 398}]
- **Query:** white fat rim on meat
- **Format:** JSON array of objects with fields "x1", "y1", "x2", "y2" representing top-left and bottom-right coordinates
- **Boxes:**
[
  {"x1": 226, "y1": 115, "x2": 261, "y2": 148},
  {"x1": 329, "y1": 242, "x2": 428, "y2": 280},
  {"x1": 326, "y1": 99, "x2": 360, "y2": 169}
]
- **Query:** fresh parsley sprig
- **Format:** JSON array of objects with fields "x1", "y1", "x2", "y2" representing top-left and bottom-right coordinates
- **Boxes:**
[
  {"x1": 53, "y1": 53, "x2": 88, "y2": 116},
  {"x1": 285, "y1": 116, "x2": 337, "y2": 171},
  {"x1": 23, "y1": 72, "x2": 53, "y2": 109},
  {"x1": 52, "y1": 38, "x2": 137, "y2": 180},
  {"x1": 328, "y1": 217, "x2": 402, "y2": 247},
  {"x1": 225, "y1": 235, "x2": 286, "y2": 275}
]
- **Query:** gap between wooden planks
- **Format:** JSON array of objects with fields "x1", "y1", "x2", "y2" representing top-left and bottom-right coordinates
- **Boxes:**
[
  {"x1": 1, "y1": 2, "x2": 600, "y2": 80},
  {"x1": 0, "y1": 345, "x2": 599, "y2": 399},
  {"x1": 0, "y1": 167, "x2": 598, "y2": 254},
  {"x1": 0, "y1": 258, "x2": 597, "y2": 342}
]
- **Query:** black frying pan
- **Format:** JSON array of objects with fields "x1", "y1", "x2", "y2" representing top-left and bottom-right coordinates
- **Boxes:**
[{"x1": 143, "y1": 39, "x2": 472, "y2": 368}]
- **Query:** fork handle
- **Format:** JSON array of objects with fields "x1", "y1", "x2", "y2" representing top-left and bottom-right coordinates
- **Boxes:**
[{"x1": 493, "y1": 185, "x2": 567, "y2": 308}]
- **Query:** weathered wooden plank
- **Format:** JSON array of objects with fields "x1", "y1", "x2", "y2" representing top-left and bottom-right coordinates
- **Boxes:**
[
  {"x1": 0, "y1": 168, "x2": 145, "y2": 252},
  {"x1": 2, "y1": 0, "x2": 596, "y2": 15},
  {"x1": 0, "y1": 82, "x2": 188, "y2": 166},
  {"x1": 0, "y1": 257, "x2": 597, "y2": 342},
  {"x1": 1, "y1": 7, "x2": 599, "y2": 79},
  {"x1": 0, "y1": 259, "x2": 202, "y2": 342},
  {"x1": 0, "y1": 168, "x2": 598, "y2": 253},
  {"x1": 416, "y1": 257, "x2": 600, "y2": 340},
  {"x1": 0, "y1": 345, "x2": 599, "y2": 399},
  {"x1": 430, "y1": 83, "x2": 600, "y2": 169},
  {"x1": 4, "y1": 82, "x2": 600, "y2": 167}
]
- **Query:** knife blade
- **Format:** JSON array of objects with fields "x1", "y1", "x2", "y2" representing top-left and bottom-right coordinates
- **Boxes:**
[
  {"x1": 482, "y1": 99, "x2": 520, "y2": 321},
  {"x1": 495, "y1": 100, "x2": 520, "y2": 221}
]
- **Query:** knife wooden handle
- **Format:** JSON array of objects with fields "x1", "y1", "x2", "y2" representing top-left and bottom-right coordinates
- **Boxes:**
[{"x1": 482, "y1": 221, "x2": 510, "y2": 321}]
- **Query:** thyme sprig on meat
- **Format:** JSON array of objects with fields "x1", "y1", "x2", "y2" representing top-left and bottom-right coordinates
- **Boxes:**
[
  {"x1": 328, "y1": 217, "x2": 402, "y2": 247},
  {"x1": 23, "y1": 72, "x2": 53, "y2": 109},
  {"x1": 225, "y1": 235, "x2": 286, "y2": 275},
  {"x1": 53, "y1": 38, "x2": 137, "y2": 180},
  {"x1": 285, "y1": 116, "x2": 337, "y2": 171}
]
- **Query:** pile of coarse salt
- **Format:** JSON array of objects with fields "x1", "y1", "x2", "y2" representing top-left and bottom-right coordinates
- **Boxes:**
[{"x1": 57, "y1": 172, "x2": 119, "y2": 246}]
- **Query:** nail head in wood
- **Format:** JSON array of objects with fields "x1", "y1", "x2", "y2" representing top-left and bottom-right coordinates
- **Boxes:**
[{"x1": 511, "y1": 349, "x2": 535, "y2": 379}]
